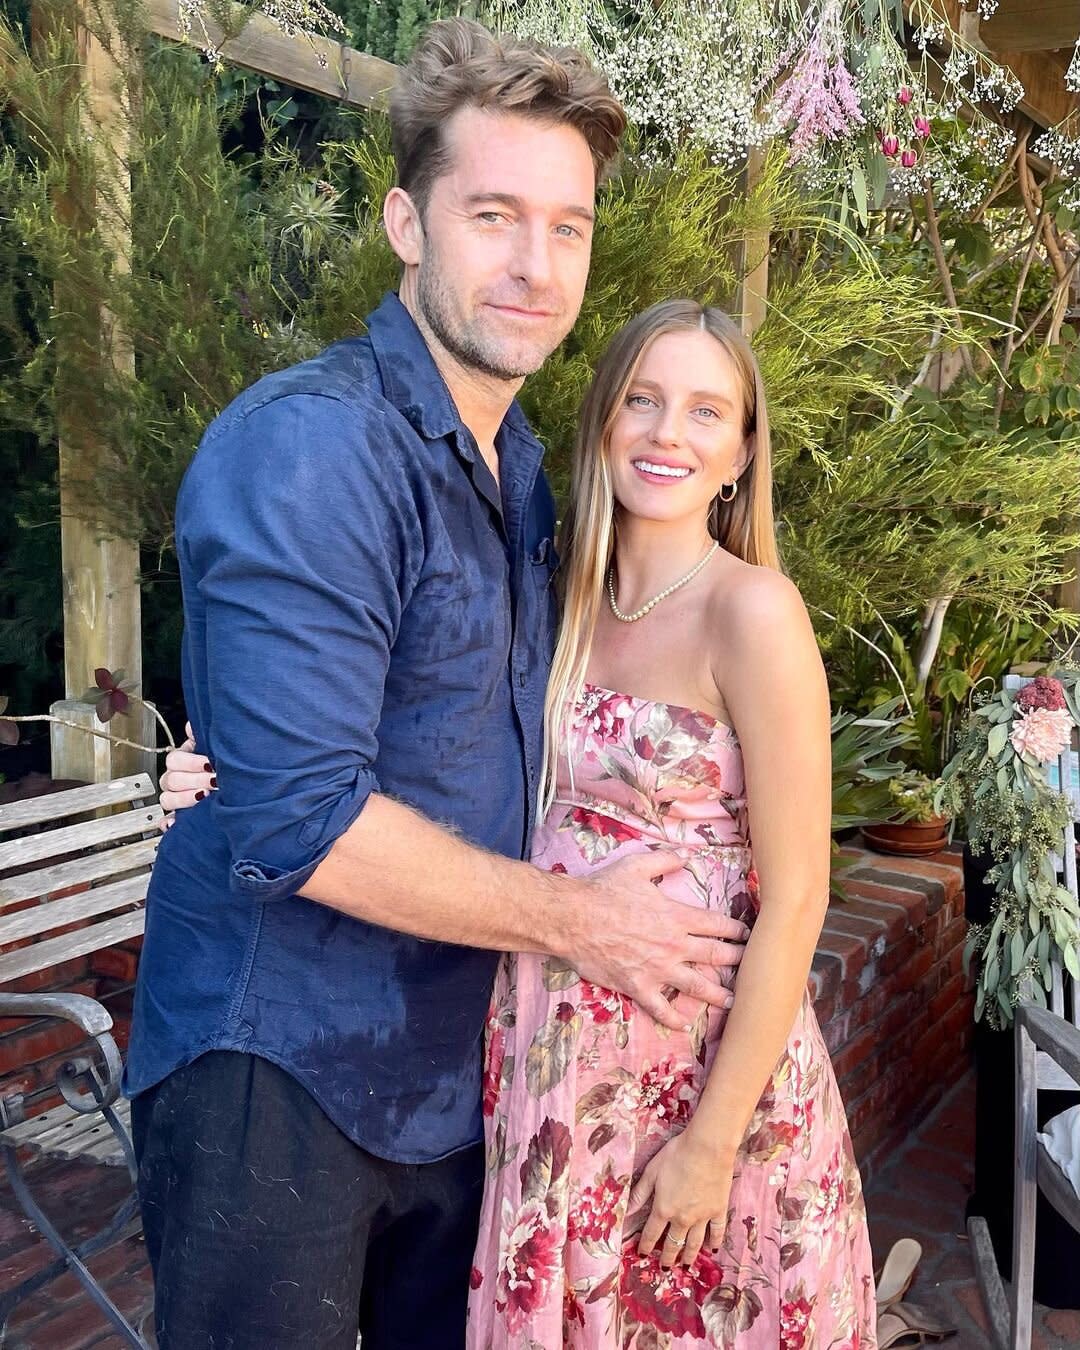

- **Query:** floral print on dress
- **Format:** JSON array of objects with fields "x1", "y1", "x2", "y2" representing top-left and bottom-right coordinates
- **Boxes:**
[{"x1": 468, "y1": 684, "x2": 877, "y2": 1349}]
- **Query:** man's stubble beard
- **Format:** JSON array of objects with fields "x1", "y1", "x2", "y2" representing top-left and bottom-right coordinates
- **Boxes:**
[{"x1": 415, "y1": 242, "x2": 568, "y2": 383}]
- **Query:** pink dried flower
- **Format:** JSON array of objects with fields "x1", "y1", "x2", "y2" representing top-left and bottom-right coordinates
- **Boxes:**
[
  {"x1": 1016, "y1": 676, "x2": 1068, "y2": 713},
  {"x1": 1009, "y1": 707, "x2": 1073, "y2": 763},
  {"x1": 881, "y1": 135, "x2": 900, "y2": 158},
  {"x1": 771, "y1": 0, "x2": 865, "y2": 163},
  {"x1": 914, "y1": 115, "x2": 932, "y2": 139},
  {"x1": 898, "y1": 86, "x2": 913, "y2": 105},
  {"x1": 901, "y1": 149, "x2": 918, "y2": 168}
]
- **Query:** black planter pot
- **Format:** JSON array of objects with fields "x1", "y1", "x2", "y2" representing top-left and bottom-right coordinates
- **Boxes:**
[{"x1": 963, "y1": 843, "x2": 1080, "y2": 1308}]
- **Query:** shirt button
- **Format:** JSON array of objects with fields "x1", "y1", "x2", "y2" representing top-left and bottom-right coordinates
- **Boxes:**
[{"x1": 517, "y1": 671, "x2": 527, "y2": 687}]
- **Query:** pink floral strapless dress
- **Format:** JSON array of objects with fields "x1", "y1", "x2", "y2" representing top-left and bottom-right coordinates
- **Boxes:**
[{"x1": 467, "y1": 684, "x2": 877, "y2": 1350}]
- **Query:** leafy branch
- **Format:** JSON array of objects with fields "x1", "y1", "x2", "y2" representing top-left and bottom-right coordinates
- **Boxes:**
[{"x1": 0, "y1": 668, "x2": 175, "y2": 754}]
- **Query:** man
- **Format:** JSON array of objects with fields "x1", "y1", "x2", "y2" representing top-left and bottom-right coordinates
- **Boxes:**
[{"x1": 127, "y1": 19, "x2": 748, "y2": 1349}]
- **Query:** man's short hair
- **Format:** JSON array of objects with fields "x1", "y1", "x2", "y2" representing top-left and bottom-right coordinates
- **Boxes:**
[{"x1": 389, "y1": 18, "x2": 626, "y2": 216}]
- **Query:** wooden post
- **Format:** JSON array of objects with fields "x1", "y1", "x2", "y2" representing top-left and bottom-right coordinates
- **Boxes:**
[
  {"x1": 739, "y1": 144, "x2": 770, "y2": 340},
  {"x1": 34, "y1": 0, "x2": 154, "y2": 783},
  {"x1": 21, "y1": 0, "x2": 396, "y2": 788}
]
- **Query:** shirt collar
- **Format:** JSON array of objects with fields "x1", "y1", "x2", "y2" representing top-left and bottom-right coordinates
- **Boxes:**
[{"x1": 367, "y1": 291, "x2": 540, "y2": 454}]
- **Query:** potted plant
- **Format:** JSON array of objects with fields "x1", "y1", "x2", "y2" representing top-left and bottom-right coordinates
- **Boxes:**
[{"x1": 861, "y1": 770, "x2": 951, "y2": 856}]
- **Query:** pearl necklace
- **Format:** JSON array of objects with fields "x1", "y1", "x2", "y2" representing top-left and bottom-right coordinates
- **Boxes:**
[{"x1": 606, "y1": 542, "x2": 719, "y2": 623}]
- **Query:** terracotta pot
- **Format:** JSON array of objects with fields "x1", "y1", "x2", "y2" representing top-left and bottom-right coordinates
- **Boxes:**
[{"x1": 861, "y1": 816, "x2": 949, "y2": 857}]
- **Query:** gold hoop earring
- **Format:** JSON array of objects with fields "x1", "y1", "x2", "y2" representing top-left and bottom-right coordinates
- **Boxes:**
[{"x1": 718, "y1": 479, "x2": 738, "y2": 503}]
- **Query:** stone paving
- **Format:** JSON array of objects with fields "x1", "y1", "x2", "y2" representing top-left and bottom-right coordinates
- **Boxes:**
[{"x1": 1, "y1": 1071, "x2": 1078, "y2": 1346}]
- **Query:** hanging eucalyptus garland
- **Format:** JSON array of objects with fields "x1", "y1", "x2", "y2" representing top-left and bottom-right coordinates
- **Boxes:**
[{"x1": 937, "y1": 673, "x2": 1080, "y2": 1028}]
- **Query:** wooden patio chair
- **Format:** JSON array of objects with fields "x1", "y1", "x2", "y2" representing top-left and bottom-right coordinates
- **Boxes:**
[
  {"x1": 0, "y1": 775, "x2": 161, "y2": 1349},
  {"x1": 968, "y1": 675, "x2": 1080, "y2": 1350}
]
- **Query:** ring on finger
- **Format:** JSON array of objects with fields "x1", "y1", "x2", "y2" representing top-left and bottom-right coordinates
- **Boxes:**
[{"x1": 665, "y1": 1231, "x2": 688, "y2": 1247}]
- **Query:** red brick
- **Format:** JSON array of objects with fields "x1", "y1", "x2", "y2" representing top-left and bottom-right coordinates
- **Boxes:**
[
  {"x1": 837, "y1": 962, "x2": 884, "y2": 1013},
  {"x1": 0, "y1": 1241, "x2": 54, "y2": 1289},
  {"x1": 1043, "y1": 1309, "x2": 1080, "y2": 1339},
  {"x1": 46, "y1": 1236, "x2": 148, "y2": 1307},
  {"x1": 858, "y1": 864, "x2": 949, "y2": 917},
  {"x1": 90, "y1": 947, "x2": 139, "y2": 983},
  {"x1": 923, "y1": 909, "x2": 947, "y2": 945},
  {"x1": 936, "y1": 846, "x2": 965, "y2": 870},
  {"x1": 952, "y1": 1282, "x2": 992, "y2": 1334},
  {"x1": 822, "y1": 1007, "x2": 853, "y2": 1054},
  {"x1": 844, "y1": 876, "x2": 929, "y2": 928},
  {"x1": 852, "y1": 1114, "x2": 908, "y2": 1177},
  {"x1": 936, "y1": 993, "x2": 975, "y2": 1048},
  {"x1": 894, "y1": 941, "x2": 935, "y2": 987},
  {"x1": 0, "y1": 1019, "x2": 87, "y2": 1076},
  {"x1": 934, "y1": 913, "x2": 967, "y2": 953},
  {"x1": 810, "y1": 951, "x2": 841, "y2": 1003},
  {"x1": 0, "y1": 1065, "x2": 41, "y2": 1101},
  {"x1": 842, "y1": 981, "x2": 892, "y2": 1034},
  {"x1": 928, "y1": 970, "x2": 967, "y2": 1025},
  {"x1": 5, "y1": 959, "x2": 90, "y2": 995},
  {"x1": 878, "y1": 929, "x2": 918, "y2": 976},
  {"x1": 810, "y1": 987, "x2": 836, "y2": 1026},
  {"x1": 6, "y1": 1292, "x2": 115, "y2": 1348},
  {"x1": 834, "y1": 1046, "x2": 883, "y2": 1105},
  {"x1": 110, "y1": 1015, "x2": 132, "y2": 1053},
  {"x1": 822, "y1": 909, "x2": 888, "y2": 947},
  {"x1": 830, "y1": 895, "x2": 910, "y2": 943},
  {"x1": 830, "y1": 1023, "x2": 878, "y2": 1084},
  {"x1": 876, "y1": 854, "x2": 963, "y2": 901},
  {"x1": 815, "y1": 929, "x2": 870, "y2": 983},
  {"x1": 846, "y1": 1060, "x2": 916, "y2": 1141}
]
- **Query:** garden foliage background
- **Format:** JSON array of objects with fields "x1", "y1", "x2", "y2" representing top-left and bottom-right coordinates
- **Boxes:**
[{"x1": 0, "y1": 0, "x2": 1079, "y2": 785}]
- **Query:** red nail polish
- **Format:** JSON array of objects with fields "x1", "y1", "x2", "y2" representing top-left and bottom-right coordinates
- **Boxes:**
[
  {"x1": 203, "y1": 761, "x2": 212, "y2": 772},
  {"x1": 195, "y1": 791, "x2": 206, "y2": 801},
  {"x1": 210, "y1": 776, "x2": 217, "y2": 788}
]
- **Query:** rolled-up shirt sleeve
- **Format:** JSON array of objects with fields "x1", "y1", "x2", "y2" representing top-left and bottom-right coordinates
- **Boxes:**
[{"x1": 177, "y1": 392, "x2": 422, "y2": 901}]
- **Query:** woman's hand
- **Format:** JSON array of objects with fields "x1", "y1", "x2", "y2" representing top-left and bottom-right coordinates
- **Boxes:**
[
  {"x1": 159, "y1": 723, "x2": 215, "y2": 829},
  {"x1": 629, "y1": 1128, "x2": 736, "y2": 1269}
]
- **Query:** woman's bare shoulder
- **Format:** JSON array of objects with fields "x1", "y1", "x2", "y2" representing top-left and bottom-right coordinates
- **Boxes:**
[{"x1": 707, "y1": 557, "x2": 810, "y2": 637}]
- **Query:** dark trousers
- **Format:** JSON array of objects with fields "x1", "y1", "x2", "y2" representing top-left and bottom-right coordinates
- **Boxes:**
[{"x1": 131, "y1": 1052, "x2": 484, "y2": 1350}]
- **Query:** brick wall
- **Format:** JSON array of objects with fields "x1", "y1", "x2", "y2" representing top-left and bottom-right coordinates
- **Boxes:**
[{"x1": 813, "y1": 843, "x2": 973, "y2": 1184}]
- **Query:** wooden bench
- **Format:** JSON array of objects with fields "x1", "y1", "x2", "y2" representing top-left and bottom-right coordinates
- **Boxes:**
[{"x1": 0, "y1": 775, "x2": 161, "y2": 1348}]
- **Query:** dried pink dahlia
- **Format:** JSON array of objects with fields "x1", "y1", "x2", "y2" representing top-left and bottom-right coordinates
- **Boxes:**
[{"x1": 1016, "y1": 676, "x2": 1068, "y2": 713}]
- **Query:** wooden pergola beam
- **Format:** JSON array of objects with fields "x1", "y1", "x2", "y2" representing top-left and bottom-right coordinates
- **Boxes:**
[
  {"x1": 993, "y1": 47, "x2": 1077, "y2": 130},
  {"x1": 982, "y1": 0, "x2": 1079, "y2": 56},
  {"x1": 143, "y1": 0, "x2": 397, "y2": 108},
  {"x1": 917, "y1": 0, "x2": 1079, "y2": 129}
]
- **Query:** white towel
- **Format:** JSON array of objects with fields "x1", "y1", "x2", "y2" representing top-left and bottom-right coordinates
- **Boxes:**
[{"x1": 1039, "y1": 1104, "x2": 1080, "y2": 1197}]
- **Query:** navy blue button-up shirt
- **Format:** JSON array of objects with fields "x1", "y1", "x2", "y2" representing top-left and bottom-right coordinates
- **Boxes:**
[{"x1": 124, "y1": 293, "x2": 558, "y2": 1163}]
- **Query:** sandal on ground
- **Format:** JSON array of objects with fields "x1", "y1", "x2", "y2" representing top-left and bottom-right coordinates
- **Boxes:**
[
  {"x1": 877, "y1": 1302, "x2": 957, "y2": 1347},
  {"x1": 875, "y1": 1237, "x2": 923, "y2": 1310}
]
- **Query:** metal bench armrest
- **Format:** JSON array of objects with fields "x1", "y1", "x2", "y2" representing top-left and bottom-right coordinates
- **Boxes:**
[
  {"x1": 0, "y1": 992, "x2": 121, "y2": 1116},
  {"x1": 1017, "y1": 1002, "x2": 1080, "y2": 1087},
  {"x1": 0, "y1": 992, "x2": 114, "y2": 1038}
]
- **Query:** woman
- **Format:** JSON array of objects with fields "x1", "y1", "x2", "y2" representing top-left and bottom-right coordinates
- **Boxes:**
[{"x1": 162, "y1": 300, "x2": 876, "y2": 1348}]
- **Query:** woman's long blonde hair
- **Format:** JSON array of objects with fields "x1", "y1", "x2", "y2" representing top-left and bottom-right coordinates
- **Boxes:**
[{"x1": 540, "y1": 298, "x2": 781, "y2": 810}]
